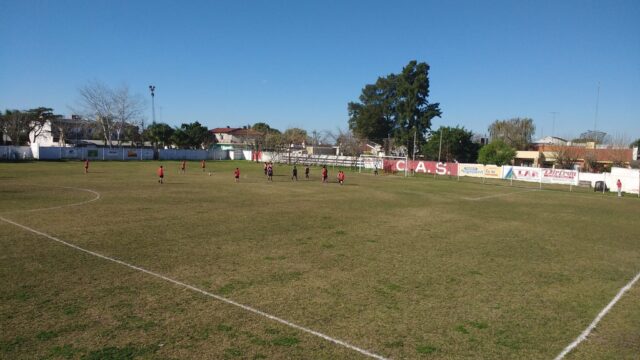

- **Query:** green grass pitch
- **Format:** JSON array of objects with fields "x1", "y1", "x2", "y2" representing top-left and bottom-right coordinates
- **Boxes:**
[{"x1": 1, "y1": 160, "x2": 639, "y2": 359}]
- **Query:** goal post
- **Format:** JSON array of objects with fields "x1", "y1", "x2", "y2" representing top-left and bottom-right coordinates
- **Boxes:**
[{"x1": 358, "y1": 155, "x2": 408, "y2": 177}]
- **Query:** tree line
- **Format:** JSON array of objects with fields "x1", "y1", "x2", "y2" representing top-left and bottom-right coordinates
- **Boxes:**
[{"x1": 3, "y1": 65, "x2": 638, "y2": 165}]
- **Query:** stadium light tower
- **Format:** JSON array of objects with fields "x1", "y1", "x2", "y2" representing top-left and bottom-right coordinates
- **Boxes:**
[{"x1": 149, "y1": 85, "x2": 156, "y2": 125}]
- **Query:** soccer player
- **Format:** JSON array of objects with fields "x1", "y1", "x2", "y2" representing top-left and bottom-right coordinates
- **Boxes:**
[
  {"x1": 264, "y1": 162, "x2": 268, "y2": 177},
  {"x1": 305, "y1": 165, "x2": 310, "y2": 179},
  {"x1": 157, "y1": 165, "x2": 164, "y2": 184},
  {"x1": 234, "y1": 167, "x2": 240, "y2": 183},
  {"x1": 201, "y1": 160, "x2": 206, "y2": 172},
  {"x1": 180, "y1": 160, "x2": 186, "y2": 174},
  {"x1": 321, "y1": 165, "x2": 328, "y2": 183},
  {"x1": 617, "y1": 179, "x2": 622, "y2": 197},
  {"x1": 84, "y1": 159, "x2": 89, "y2": 174},
  {"x1": 338, "y1": 170, "x2": 345, "y2": 185},
  {"x1": 267, "y1": 163, "x2": 273, "y2": 181},
  {"x1": 292, "y1": 165, "x2": 298, "y2": 181}
]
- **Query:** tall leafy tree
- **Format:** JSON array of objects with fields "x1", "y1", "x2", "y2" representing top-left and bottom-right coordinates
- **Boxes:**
[
  {"x1": 477, "y1": 140, "x2": 516, "y2": 166},
  {"x1": 422, "y1": 126, "x2": 478, "y2": 162},
  {"x1": 176, "y1": 121, "x2": 210, "y2": 149},
  {"x1": 488, "y1": 117, "x2": 535, "y2": 150},
  {"x1": 251, "y1": 122, "x2": 280, "y2": 134},
  {"x1": 145, "y1": 122, "x2": 174, "y2": 148},
  {"x1": 348, "y1": 60, "x2": 441, "y2": 155}
]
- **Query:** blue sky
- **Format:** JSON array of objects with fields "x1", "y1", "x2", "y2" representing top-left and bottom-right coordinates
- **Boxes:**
[{"x1": 1, "y1": 0, "x2": 639, "y2": 141}]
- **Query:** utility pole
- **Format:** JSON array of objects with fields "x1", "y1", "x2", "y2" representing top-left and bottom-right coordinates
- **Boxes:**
[
  {"x1": 412, "y1": 128, "x2": 417, "y2": 161},
  {"x1": 437, "y1": 128, "x2": 444, "y2": 163},
  {"x1": 594, "y1": 82, "x2": 600, "y2": 132},
  {"x1": 550, "y1": 112, "x2": 558, "y2": 138}
]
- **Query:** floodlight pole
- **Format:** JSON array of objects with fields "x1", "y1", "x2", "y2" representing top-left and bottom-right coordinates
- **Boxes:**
[{"x1": 149, "y1": 85, "x2": 156, "y2": 125}]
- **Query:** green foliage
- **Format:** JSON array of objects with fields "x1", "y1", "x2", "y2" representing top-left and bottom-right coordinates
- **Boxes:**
[
  {"x1": 422, "y1": 126, "x2": 478, "y2": 162},
  {"x1": 630, "y1": 138, "x2": 640, "y2": 148},
  {"x1": 348, "y1": 60, "x2": 441, "y2": 154},
  {"x1": 477, "y1": 140, "x2": 516, "y2": 166},
  {"x1": 170, "y1": 121, "x2": 210, "y2": 149},
  {"x1": 488, "y1": 118, "x2": 535, "y2": 150},
  {"x1": 144, "y1": 122, "x2": 174, "y2": 148},
  {"x1": 251, "y1": 122, "x2": 280, "y2": 134}
]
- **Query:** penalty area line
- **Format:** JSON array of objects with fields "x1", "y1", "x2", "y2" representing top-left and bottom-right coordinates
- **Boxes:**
[
  {"x1": 554, "y1": 271, "x2": 640, "y2": 359},
  {"x1": 0, "y1": 215, "x2": 388, "y2": 360}
]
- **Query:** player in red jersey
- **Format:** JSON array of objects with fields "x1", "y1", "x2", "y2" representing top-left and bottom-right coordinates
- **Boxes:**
[
  {"x1": 338, "y1": 170, "x2": 345, "y2": 185},
  {"x1": 201, "y1": 160, "x2": 206, "y2": 172},
  {"x1": 157, "y1": 165, "x2": 165, "y2": 184},
  {"x1": 84, "y1": 159, "x2": 89, "y2": 174},
  {"x1": 234, "y1": 167, "x2": 240, "y2": 183},
  {"x1": 180, "y1": 160, "x2": 186, "y2": 174},
  {"x1": 321, "y1": 165, "x2": 328, "y2": 183}
]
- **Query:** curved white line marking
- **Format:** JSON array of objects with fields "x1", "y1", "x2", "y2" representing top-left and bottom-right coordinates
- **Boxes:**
[
  {"x1": 554, "y1": 271, "x2": 640, "y2": 359},
  {"x1": 0, "y1": 186, "x2": 387, "y2": 359},
  {"x1": 0, "y1": 186, "x2": 101, "y2": 214}
]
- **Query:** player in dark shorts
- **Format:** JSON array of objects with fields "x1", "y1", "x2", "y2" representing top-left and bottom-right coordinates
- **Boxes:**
[
  {"x1": 267, "y1": 164, "x2": 273, "y2": 181},
  {"x1": 292, "y1": 165, "x2": 298, "y2": 181},
  {"x1": 157, "y1": 165, "x2": 164, "y2": 184},
  {"x1": 84, "y1": 159, "x2": 89, "y2": 174},
  {"x1": 305, "y1": 165, "x2": 310, "y2": 179},
  {"x1": 234, "y1": 167, "x2": 240, "y2": 183},
  {"x1": 264, "y1": 162, "x2": 268, "y2": 177}
]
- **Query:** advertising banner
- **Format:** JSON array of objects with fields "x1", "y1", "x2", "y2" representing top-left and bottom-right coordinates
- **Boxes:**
[
  {"x1": 541, "y1": 168, "x2": 579, "y2": 185},
  {"x1": 458, "y1": 164, "x2": 484, "y2": 177},
  {"x1": 383, "y1": 159, "x2": 458, "y2": 176},
  {"x1": 104, "y1": 149, "x2": 121, "y2": 160},
  {"x1": 484, "y1": 165, "x2": 502, "y2": 178},
  {"x1": 502, "y1": 166, "x2": 541, "y2": 183}
]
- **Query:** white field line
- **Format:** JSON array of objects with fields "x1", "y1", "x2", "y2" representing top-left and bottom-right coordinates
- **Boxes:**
[
  {"x1": 0, "y1": 186, "x2": 101, "y2": 214},
  {"x1": 0, "y1": 213, "x2": 388, "y2": 360},
  {"x1": 554, "y1": 271, "x2": 640, "y2": 360},
  {"x1": 462, "y1": 188, "x2": 538, "y2": 201}
]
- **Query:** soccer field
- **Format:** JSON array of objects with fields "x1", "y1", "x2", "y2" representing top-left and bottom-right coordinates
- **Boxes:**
[{"x1": 1, "y1": 161, "x2": 638, "y2": 359}]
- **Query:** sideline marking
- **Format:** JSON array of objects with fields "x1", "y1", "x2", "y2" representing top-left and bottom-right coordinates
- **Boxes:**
[
  {"x1": 462, "y1": 188, "x2": 538, "y2": 201},
  {"x1": 554, "y1": 271, "x2": 640, "y2": 359},
  {"x1": 0, "y1": 213, "x2": 388, "y2": 360},
  {"x1": 0, "y1": 186, "x2": 101, "y2": 214}
]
